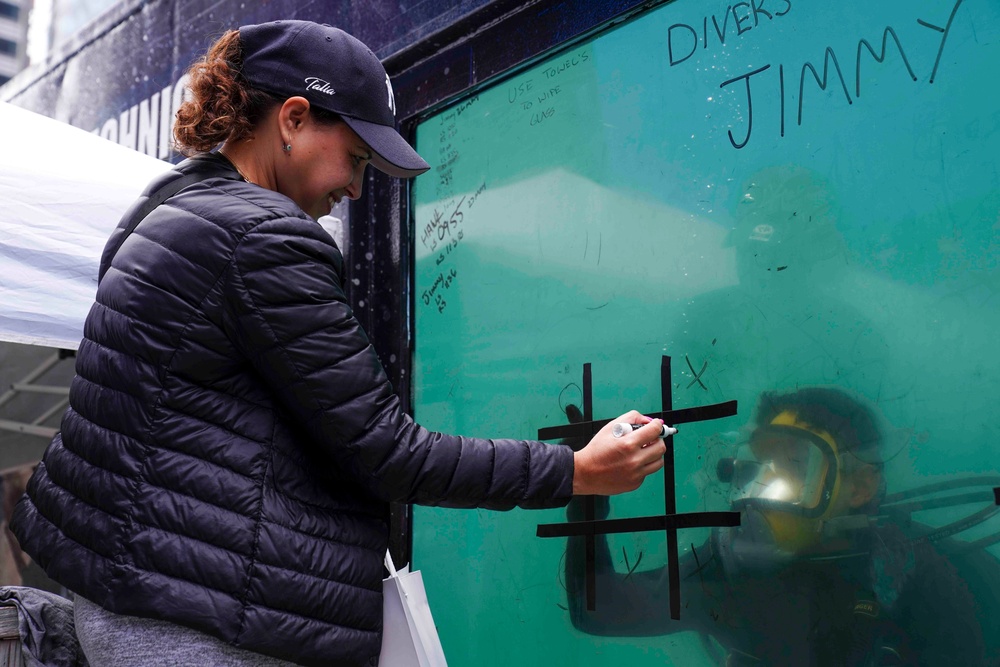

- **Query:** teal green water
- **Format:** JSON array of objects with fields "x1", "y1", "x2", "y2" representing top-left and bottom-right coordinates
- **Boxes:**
[{"x1": 411, "y1": 1, "x2": 999, "y2": 664}]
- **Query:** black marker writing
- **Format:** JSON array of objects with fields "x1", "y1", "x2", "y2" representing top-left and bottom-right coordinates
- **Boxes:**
[
  {"x1": 509, "y1": 49, "x2": 587, "y2": 124},
  {"x1": 798, "y1": 46, "x2": 853, "y2": 126},
  {"x1": 668, "y1": 0, "x2": 793, "y2": 67},
  {"x1": 720, "y1": 64, "x2": 770, "y2": 149},
  {"x1": 856, "y1": 28, "x2": 917, "y2": 97},
  {"x1": 719, "y1": 0, "x2": 964, "y2": 150},
  {"x1": 427, "y1": 182, "x2": 486, "y2": 267},
  {"x1": 421, "y1": 268, "x2": 458, "y2": 313},
  {"x1": 419, "y1": 196, "x2": 465, "y2": 253}
]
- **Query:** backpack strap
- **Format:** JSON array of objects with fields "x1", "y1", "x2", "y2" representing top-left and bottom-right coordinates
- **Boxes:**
[{"x1": 97, "y1": 171, "x2": 205, "y2": 284}]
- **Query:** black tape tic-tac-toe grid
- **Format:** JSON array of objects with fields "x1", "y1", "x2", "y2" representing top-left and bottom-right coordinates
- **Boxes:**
[{"x1": 536, "y1": 356, "x2": 741, "y2": 619}]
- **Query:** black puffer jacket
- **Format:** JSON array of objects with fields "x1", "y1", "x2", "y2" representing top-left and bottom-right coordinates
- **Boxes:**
[{"x1": 11, "y1": 154, "x2": 574, "y2": 666}]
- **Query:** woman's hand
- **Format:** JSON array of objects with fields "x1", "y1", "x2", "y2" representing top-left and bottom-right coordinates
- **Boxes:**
[{"x1": 572, "y1": 411, "x2": 667, "y2": 495}]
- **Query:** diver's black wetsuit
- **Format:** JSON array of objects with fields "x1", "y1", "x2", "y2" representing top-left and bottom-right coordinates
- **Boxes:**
[{"x1": 565, "y1": 496, "x2": 986, "y2": 666}]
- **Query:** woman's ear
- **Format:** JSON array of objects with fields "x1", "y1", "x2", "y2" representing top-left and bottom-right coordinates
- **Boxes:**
[
  {"x1": 848, "y1": 463, "x2": 880, "y2": 508},
  {"x1": 278, "y1": 96, "x2": 311, "y2": 136}
]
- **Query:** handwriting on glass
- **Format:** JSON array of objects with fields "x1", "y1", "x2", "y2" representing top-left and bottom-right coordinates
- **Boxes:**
[
  {"x1": 688, "y1": 0, "x2": 966, "y2": 149},
  {"x1": 419, "y1": 181, "x2": 488, "y2": 313},
  {"x1": 508, "y1": 49, "x2": 590, "y2": 127},
  {"x1": 421, "y1": 268, "x2": 458, "y2": 314}
]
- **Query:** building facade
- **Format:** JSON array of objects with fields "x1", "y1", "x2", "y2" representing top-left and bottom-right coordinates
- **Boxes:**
[
  {"x1": 0, "y1": 0, "x2": 30, "y2": 86},
  {"x1": 48, "y1": 0, "x2": 116, "y2": 52}
]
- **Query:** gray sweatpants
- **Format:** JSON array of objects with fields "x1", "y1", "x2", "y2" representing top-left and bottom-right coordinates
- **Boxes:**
[{"x1": 73, "y1": 595, "x2": 298, "y2": 666}]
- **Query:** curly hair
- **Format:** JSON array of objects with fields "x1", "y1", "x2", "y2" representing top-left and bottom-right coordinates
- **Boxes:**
[
  {"x1": 173, "y1": 30, "x2": 347, "y2": 156},
  {"x1": 172, "y1": 30, "x2": 280, "y2": 155}
]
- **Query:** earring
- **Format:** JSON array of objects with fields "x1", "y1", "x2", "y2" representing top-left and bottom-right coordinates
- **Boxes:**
[{"x1": 283, "y1": 143, "x2": 292, "y2": 153}]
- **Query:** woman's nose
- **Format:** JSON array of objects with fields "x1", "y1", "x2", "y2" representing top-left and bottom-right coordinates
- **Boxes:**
[{"x1": 346, "y1": 166, "x2": 367, "y2": 200}]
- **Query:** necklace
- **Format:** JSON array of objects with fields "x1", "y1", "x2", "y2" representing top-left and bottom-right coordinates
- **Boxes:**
[{"x1": 218, "y1": 148, "x2": 254, "y2": 185}]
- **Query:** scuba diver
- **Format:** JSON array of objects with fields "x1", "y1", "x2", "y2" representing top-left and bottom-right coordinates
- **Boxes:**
[{"x1": 563, "y1": 387, "x2": 998, "y2": 666}]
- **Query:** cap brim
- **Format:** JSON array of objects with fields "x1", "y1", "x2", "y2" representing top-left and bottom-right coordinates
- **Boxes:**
[{"x1": 341, "y1": 116, "x2": 430, "y2": 179}]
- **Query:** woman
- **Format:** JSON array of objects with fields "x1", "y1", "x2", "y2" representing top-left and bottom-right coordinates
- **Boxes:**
[{"x1": 11, "y1": 19, "x2": 667, "y2": 667}]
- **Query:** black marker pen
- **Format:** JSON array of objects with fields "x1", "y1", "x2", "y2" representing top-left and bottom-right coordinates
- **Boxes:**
[{"x1": 611, "y1": 422, "x2": 678, "y2": 439}]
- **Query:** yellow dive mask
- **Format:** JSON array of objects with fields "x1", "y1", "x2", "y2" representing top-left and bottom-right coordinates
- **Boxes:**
[{"x1": 726, "y1": 411, "x2": 842, "y2": 553}]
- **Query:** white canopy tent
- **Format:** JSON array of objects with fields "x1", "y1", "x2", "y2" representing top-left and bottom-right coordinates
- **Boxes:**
[{"x1": 0, "y1": 102, "x2": 172, "y2": 351}]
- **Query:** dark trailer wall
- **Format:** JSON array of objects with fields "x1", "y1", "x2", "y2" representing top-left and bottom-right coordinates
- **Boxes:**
[{"x1": 5, "y1": 1, "x2": 1000, "y2": 665}]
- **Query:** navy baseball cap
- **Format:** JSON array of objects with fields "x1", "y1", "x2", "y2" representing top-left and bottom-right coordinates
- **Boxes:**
[{"x1": 239, "y1": 20, "x2": 430, "y2": 178}]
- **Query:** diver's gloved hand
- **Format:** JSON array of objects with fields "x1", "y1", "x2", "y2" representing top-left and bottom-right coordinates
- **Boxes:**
[{"x1": 562, "y1": 403, "x2": 611, "y2": 521}]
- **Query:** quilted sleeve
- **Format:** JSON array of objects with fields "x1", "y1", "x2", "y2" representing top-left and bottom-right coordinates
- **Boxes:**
[{"x1": 223, "y1": 216, "x2": 573, "y2": 510}]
